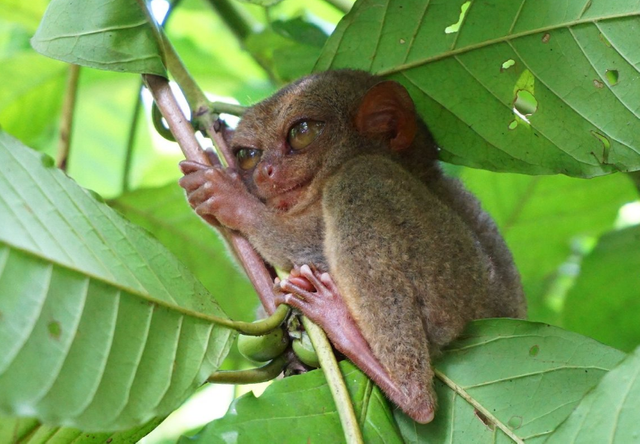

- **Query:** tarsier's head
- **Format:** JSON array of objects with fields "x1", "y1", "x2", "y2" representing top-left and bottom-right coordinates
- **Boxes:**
[{"x1": 231, "y1": 69, "x2": 436, "y2": 213}]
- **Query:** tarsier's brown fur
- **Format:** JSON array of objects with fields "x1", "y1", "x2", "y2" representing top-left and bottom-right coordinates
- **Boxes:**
[{"x1": 180, "y1": 70, "x2": 526, "y2": 423}]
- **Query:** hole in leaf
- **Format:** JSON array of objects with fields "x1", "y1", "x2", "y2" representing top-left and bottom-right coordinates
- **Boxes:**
[
  {"x1": 501, "y1": 59, "x2": 515, "y2": 71},
  {"x1": 475, "y1": 409, "x2": 495, "y2": 430},
  {"x1": 590, "y1": 130, "x2": 611, "y2": 164},
  {"x1": 593, "y1": 79, "x2": 604, "y2": 89},
  {"x1": 445, "y1": 1, "x2": 471, "y2": 34},
  {"x1": 605, "y1": 69, "x2": 619, "y2": 86},
  {"x1": 48, "y1": 321, "x2": 62, "y2": 340},
  {"x1": 541, "y1": 33, "x2": 550, "y2": 43},
  {"x1": 508, "y1": 120, "x2": 518, "y2": 130},
  {"x1": 513, "y1": 90, "x2": 538, "y2": 122},
  {"x1": 529, "y1": 345, "x2": 540, "y2": 357},
  {"x1": 599, "y1": 33, "x2": 612, "y2": 47}
]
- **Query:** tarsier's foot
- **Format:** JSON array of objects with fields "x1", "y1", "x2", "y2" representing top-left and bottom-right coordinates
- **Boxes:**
[{"x1": 274, "y1": 265, "x2": 351, "y2": 330}]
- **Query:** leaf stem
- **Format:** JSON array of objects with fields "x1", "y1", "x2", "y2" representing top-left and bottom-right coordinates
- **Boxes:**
[
  {"x1": 208, "y1": 355, "x2": 287, "y2": 384},
  {"x1": 56, "y1": 64, "x2": 80, "y2": 171},
  {"x1": 435, "y1": 369, "x2": 524, "y2": 444}
]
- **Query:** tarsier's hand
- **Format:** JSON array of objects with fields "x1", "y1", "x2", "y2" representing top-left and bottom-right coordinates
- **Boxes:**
[{"x1": 179, "y1": 160, "x2": 262, "y2": 232}]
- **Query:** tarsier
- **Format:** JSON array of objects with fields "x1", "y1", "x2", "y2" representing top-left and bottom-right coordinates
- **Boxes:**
[{"x1": 180, "y1": 70, "x2": 526, "y2": 423}]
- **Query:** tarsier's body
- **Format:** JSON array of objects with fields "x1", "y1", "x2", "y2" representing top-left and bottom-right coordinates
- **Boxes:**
[{"x1": 180, "y1": 70, "x2": 526, "y2": 423}]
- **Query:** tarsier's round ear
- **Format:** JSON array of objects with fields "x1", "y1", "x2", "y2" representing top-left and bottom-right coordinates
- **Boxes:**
[{"x1": 355, "y1": 80, "x2": 417, "y2": 152}]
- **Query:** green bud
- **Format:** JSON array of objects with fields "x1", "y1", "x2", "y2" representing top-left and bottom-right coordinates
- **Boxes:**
[
  {"x1": 238, "y1": 327, "x2": 289, "y2": 362},
  {"x1": 292, "y1": 332, "x2": 320, "y2": 368}
]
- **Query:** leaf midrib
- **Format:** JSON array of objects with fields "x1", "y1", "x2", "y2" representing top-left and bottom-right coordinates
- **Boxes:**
[
  {"x1": 377, "y1": 11, "x2": 640, "y2": 76},
  {"x1": 0, "y1": 241, "x2": 231, "y2": 326}
]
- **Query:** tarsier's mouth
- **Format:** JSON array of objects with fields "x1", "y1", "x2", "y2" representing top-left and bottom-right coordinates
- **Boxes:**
[{"x1": 267, "y1": 178, "x2": 313, "y2": 212}]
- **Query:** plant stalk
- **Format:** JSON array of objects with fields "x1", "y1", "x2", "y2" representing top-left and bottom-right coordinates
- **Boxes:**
[{"x1": 56, "y1": 64, "x2": 80, "y2": 171}]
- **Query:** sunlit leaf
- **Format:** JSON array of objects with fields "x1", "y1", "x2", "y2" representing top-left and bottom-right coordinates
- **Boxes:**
[
  {"x1": 31, "y1": 0, "x2": 165, "y2": 75},
  {"x1": 0, "y1": 53, "x2": 66, "y2": 149}
]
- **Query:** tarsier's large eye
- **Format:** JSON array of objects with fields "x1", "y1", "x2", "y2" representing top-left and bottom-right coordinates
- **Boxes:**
[
  {"x1": 235, "y1": 148, "x2": 262, "y2": 170},
  {"x1": 288, "y1": 120, "x2": 325, "y2": 151}
]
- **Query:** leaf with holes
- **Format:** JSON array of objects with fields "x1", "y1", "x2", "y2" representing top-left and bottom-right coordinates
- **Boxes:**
[
  {"x1": 316, "y1": 0, "x2": 640, "y2": 177},
  {"x1": 0, "y1": 132, "x2": 235, "y2": 431},
  {"x1": 31, "y1": 0, "x2": 165, "y2": 75},
  {"x1": 545, "y1": 344, "x2": 640, "y2": 444},
  {"x1": 395, "y1": 319, "x2": 625, "y2": 443}
]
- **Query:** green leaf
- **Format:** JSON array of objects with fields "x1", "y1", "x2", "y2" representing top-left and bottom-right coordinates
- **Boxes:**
[
  {"x1": 186, "y1": 320, "x2": 624, "y2": 442},
  {"x1": 396, "y1": 319, "x2": 625, "y2": 443},
  {"x1": 110, "y1": 182, "x2": 258, "y2": 323},
  {"x1": 184, "y1": 361, "x2": 403, "y2": 444},
  {"x1": 0, "y1": 132, "x2": 234, "y2": 431},
  {"x1": 316, "y1": 0, "x2": 640, "y2": 177},
  {"x1": 459, "y1": 168, "x2": 636, "y2": 320},
  {"x1": 563, "y1": 225, "x2": 640, "y2": 352},
  {"x1": 545, "y1": 344, "x2": 640, "y2": 443},
  {"x1": 0, "y1": 415, "x2": 163, "y2": 443},
  {"x1": 31, "y1": 0, "x2": 166, "y2": 75}
]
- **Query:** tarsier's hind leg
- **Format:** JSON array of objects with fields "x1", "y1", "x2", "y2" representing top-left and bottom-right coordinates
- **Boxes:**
[{"x1": 276, "y1": 265, "x2": 436, "y2": 423}]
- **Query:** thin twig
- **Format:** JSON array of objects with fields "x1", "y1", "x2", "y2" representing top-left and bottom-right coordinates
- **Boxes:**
[
  {"x1": 56, "y1": 64, "x2": 80, "y2": 171},
  {"x1": 208, "y1": 355, "x2": 287, "y2": 384},
  {"x1": 122, "y1": 86, "x2": 142, "y2": 193}
]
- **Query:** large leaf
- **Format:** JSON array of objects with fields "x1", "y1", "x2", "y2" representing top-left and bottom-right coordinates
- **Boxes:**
[
  {"x1": 31, "y1": 0, "x2": 165, "y2": 75},
  {"x1": 545, "y1": 344, "x2": 640, "y2": 443},
  {"x1": 185, "y1": 361, "x2": 403, "y2": 444},
  {"x1": 110, "y1": 182, "x2": 258, "y2": 324},
  {"x1": 0, "y1": 132, "x2": 235, "y2": 431},
  {"x1": 188, "y1": 320, "x2": 624, "y2": 442},
  {"x1": 396, "y1": 319, "x2": 625, "y2": 443},
  {"x1": 316, "y1": 0, "x2": 640, "y2": 177},
  {"x1": 563, "y1": 225, "x2": 640, "y2": 352}
]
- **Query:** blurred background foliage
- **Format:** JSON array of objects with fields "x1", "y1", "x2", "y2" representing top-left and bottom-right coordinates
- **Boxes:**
[{"x1": 1, "y1": 0, "x2": 639, "y2": 441}]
